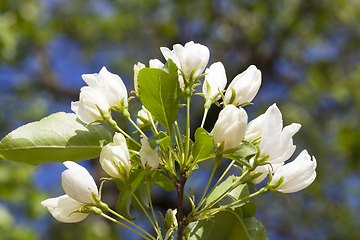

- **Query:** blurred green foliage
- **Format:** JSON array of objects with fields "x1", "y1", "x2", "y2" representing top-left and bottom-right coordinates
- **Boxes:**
[{"x1": 1, "y1": 0, "x2": 360, "y2": 239}]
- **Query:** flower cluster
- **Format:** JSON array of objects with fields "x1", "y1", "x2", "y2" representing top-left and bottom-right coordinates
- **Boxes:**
[{"x1": 39, "y1": 41, "x2": 317, "y2": 239}]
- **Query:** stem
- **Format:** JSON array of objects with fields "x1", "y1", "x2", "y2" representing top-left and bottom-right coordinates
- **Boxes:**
[
  {"x1": 174, "y1": 121, "x2": 184, "y2": 163},
  {"x1": 195, "y1": 160, "x2": 235, "y2": 212},
  {"x1": 100, "y1": 212, "x2": 154, "y2": 240},
  {"x1": 127, "y1": 116, "x2": 146, "y2": 136},
  {"x1": 106, "y1": 207, "x2": 155, "y2": 240},
  {"x1": 200, "y1": 107, "x2": 209, "y2": 129},
  {"x1": 194, "y1": 153, "x2": 222, "y2": 212},
  {"x1": 197, "y1": 169, "x2": 251, "y2": 215},
  {"x1": 184, "y1": 95, "x2": 191, "y2": 169},
  {"x1": 175, "y1": 173, "x2": 188, "y2": 240},
  {"x1": 208, "y1": 187, "x2": 268, "y2": 214},
  {"x1": 131, "y1": 192, "x2": 159, "y2": 235},
  {"x1": 147, "y1": 179, "x2": 163, "y2": 240},
  {"x1": 114, "y1": 124, "x2": 141, "y2": 148}
]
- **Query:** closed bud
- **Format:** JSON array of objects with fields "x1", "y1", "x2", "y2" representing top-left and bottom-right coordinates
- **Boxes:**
[
  {"x1": 139, "y1": 135, "x2": 159, "y2": 170},
  {"x1": 61, "y1": 161, "x2": 99, "y2": 204},
  {"x1": 224, "y1": 65, "x2": 261, "y2": 106},
  {"x1": 71, "y1": 87, "x2": 110, "y2": 124},
  {"x1": 99, "y1": 133, "x2": 131, "y2": 181},
  {"x1": 213, "y1": 104, "x2": 248, "y2": 151},
  {"x1": 202, "y1": 62, "x2": 227, "y2": 104},
  {"x1": 136, "y1": 105, "x2": 154, "y2": 128}
]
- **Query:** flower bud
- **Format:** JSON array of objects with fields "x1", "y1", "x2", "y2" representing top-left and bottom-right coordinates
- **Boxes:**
[
  {"x1": 136, "y1": 105, "x2": 154, "y2": 128},
  {"x1": 71, "y1": 86, "x2": 110, "y2": 124},
  {"x1": 61, "y1": 161, "x2": 99, "y2": 204},
  {"x1": 160, "y1": 41, "x2": 210, "y2": 80},
  {"x1": 270, "y1": 150, "x2": 317, "y2": 193},
  {"x1": 95, "y1": 67, "x2": 128, "y2": 108},
  {"x1": 99, "y1": 133, "x2": 131, "y2": 181},
  {"x1": 224, "y1": 65, "x2": 261, "y2": 106},
  {"x1": 202, "y1": 62, "x2": 227, "y2": 103},
  {"x1": 213, "y1": 104, "x2": 248, "y2": 151},
  {"x1": 41, "y1": 194, "x2": 89, "y2": 223},
  {"x1": 139, "y1": 135, "x2": 159, "y2": 170}
]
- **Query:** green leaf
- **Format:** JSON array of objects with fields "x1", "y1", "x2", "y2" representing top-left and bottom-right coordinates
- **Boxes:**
[
  {"x1": 131, "y1": 184, "x2": 150, "y2": 210},
  {"x1": 189, "y1": 213, "x2": 268, "y2": 240},
  {"x1": 137, "y1": 59, "x2": 181, "y2": 132},
  {"x1": 155, "y1": 131, "x2": 171, "y2": 150},
  {"x1": 204, "y1": 175, "x2": 244, "y2": 209},
  {"x1": 116, "y1": 169, "x2": 146, "y2": 220},
  {"x1": 223, "y1": 141, "x2": 258, "y2": 167},
  {"x1": 151, "y1": 171, "x2": 175, "y2": 192},
  {"x1": 192, "y1": 128, "x2": 215, "y2": 162},
  {"x1": 0, "y1": 112, "x2": 112, "y2": 165}
]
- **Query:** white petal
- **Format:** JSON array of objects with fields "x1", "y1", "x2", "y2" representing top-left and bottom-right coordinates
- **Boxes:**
[{"x1": 41, "y1": 195, "x2": 88, "y2": 223}]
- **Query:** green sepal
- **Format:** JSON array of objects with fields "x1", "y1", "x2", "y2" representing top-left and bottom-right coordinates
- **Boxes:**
[{"x1": 223, "y1": 141, "x2": 258, "y2": 168}]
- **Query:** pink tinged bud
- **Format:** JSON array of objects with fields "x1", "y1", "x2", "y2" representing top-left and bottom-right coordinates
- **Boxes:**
[
  {"x1": 271, "y1": 150, "x2": 317, "y2": 193},
  {"x1": 202, "y1": 62, "x2": 227, "y2": 101},
  {"x1": 99, "y1": 133, "x2": 131, "y2": 181},
  {"x1": 259, "y1": 104, "x2": 301, "y2": 164},
  {"x1": 139, "y1": 135, "x2": 159, "y2": 170},
  {"x1": 213, "y1": 104, "x2": 248, "y2": 151},
  {"x1": 224, "y1": 65, "x2": 262, "y2": 106},
  {"x1": 160, "y1": 41, "x2": 210, "y2": 80},
  {"x1": 41, "y1": 195, "x2": 88, "y2": 223},
  {"x1": 61, "y1": 161, "x2": 99, "y2": 204}
]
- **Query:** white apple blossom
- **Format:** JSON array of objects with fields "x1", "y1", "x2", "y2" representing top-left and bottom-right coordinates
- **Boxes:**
[
  {"x1": 41, "y1": 194, "x2": 88, "y2": 223},
  {"x1": 61, "y1": 161, "x2": 99, "y2": 204},
  {"x1": 71, "y1": 67, "x2": 128, "y2": 124},
  {"x1": 202, "y1": 62, "x2": 227, "y2": 103},
  {"x1": 160, "y1": 41, "x2": 210, "y2": 80},
  {"x1": 247, "y1": 104, "x2": 301, "y2": 183},
  {"x1": 271, "y1": 150, "x2": 317, "y2": 193},
  {"x1": 213, "y1": 104, "x2": 248, "y2": 151},
  {"x1": 224, "y1": 65, "x2": 261, "y2": 106},
  {"x1": 139, "y1": 135, "x2": 159, "y2": 170},
  {"x1": 99, "y1": 133, "x2": 131, "y2": 181}
]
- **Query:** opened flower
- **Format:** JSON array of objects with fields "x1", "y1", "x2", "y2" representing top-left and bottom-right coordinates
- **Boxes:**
[
  {"x1": 71, "y1": 67, "x2": 128, "y2": 124},
  {"x1": 270, "y1": 150, "x2": 317, "y2": 193},
  {"x1": 160, "y1": 41, "x2": 210, "y2": 81}
]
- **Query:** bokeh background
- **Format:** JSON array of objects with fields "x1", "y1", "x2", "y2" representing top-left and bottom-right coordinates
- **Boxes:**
[{"x1": 1, "y1": 0, "x2": 360, "y2": 239}]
